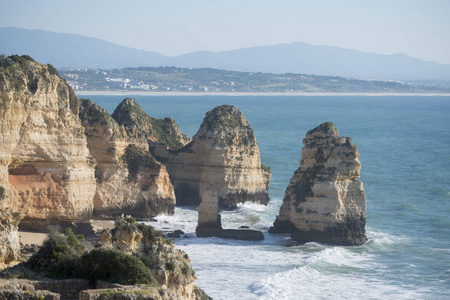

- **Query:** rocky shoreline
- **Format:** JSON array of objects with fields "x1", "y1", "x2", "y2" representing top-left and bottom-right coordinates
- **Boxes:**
[{"x1": 1, "y1": 55, "x2": 369, "y2": 299}]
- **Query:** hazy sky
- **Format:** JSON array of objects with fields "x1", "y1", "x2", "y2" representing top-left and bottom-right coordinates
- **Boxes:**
[{"x1": 1, "y1": 0, "x2": 449, "y2": 64}]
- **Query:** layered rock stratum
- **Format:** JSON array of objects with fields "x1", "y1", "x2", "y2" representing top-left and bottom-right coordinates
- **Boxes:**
[
  {"x1": 0, "y1": 55, "x2": 96, "y2": 223},
  {"x1": 167, "y1": 105, "x2": 271, "y2": 208},
  {"x1": 270, "y1": 122, "x2": 367, "y2": 246},
  {"x1": 0, "y1": 55, "x2": 185, "y2": 222},
  {"x1": 79, "y1": 98, "x2": 176, "y2": 217}
]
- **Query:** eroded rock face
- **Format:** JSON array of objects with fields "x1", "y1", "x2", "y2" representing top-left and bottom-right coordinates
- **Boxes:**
[
  {"x1": 197, "y1": 184, "x2": 221, "y2": 230},
  {"x1": 270, "y1": 122, "x2": 367, "y2": 246},
  {"x1": 0, "y1": 56, "x2": 96, "y2": 221},
  {"x1": 100, "y1": 217, "x2": 204, "y2": 300},
  {"x1": 0, "y1": 209, "x2": 20, "y2": 270},
  {"x1": 79, "y1": 99, "x2": 175, "y2": 217},
  {"x1": 168, "y1": 105, "x2": 271, "y2": 208},
  {"x1": 196, "y1": 184, "x2": 222, "y2": 238}
]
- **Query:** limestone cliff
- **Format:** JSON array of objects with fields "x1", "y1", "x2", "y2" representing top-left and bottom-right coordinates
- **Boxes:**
[
  {"x1": 100, "y1": 217, "x2": 208, "y2": 300},
  {"x1": 270, "y1": 122, "x2": 367, "y2": 246},
  {"x1": 167, "y1": 105, "x2": 271, "y2": 208},
  {"x1": 79, "y1": 99, "x2": 175, "y2": 217},
  {"x1": 0, "y1": 209, "x2": 20, "y2": 270},
  {"x1": 0, "y1": 55, "x2": 96, "y2": 222}
]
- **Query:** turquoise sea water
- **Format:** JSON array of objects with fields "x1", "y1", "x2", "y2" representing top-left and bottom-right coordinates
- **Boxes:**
[{"x1": 88, "y1": 95, "x2": 450, "y2": 300}]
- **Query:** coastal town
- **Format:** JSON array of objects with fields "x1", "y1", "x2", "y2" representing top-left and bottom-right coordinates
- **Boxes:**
[{"x1": 59, "y1": 66, "x2": 449, "y2": 94}]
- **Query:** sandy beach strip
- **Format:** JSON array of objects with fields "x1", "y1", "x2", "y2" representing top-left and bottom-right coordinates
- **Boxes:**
[
  {"x1": 19, "y1": 231, "x2": 48, "y2": 246},
  {"x1": 18, "y1": 219, "x2": 115, "y2": 246}
]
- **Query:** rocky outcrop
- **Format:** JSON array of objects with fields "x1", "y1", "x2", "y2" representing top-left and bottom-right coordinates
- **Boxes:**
[
  {"x1": 0, "y1": 290, "x2": 60, "y2": 300},
  {"x1": 0, "y1": 55, "x2": 96, "y2": 223},
  {"x1": 100, "y1": 217, "x2": 207, "y2": 300},
  {"x1": 196, "y1": 184, "x2": 264, "y2": 241},
  {"x1": 167, "y1": 105, "x2": 271, "y2": 208},
  {"x1": 269, "y1": 122, "x2": 367, "y2": 246},
  {"x1": 0, "y1": 209, "x2": 20, "y2": 269},
  {"x1": 111, "y1": 98, "x2": 190, "y2": 155},
  {"x1": 79, "y1": 99, "x2": 175, "y2": 217},
  {"x1": 79, "y1": 285, "x2": 210, "y2": 300}
]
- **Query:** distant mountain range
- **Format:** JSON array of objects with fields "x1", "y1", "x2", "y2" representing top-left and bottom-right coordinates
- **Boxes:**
[{"x1": 1, "y1": 27, "x2": 450, "y2": 81}]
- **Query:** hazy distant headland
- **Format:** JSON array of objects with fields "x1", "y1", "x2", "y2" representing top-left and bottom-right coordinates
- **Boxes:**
[{"x1": 61, "y1": 67, "x2": 450, "y2": 95}]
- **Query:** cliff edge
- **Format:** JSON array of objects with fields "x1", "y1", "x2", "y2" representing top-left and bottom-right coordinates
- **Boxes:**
[{"x1": 0, "y1": 55, "x2": 96, "y2": 223}]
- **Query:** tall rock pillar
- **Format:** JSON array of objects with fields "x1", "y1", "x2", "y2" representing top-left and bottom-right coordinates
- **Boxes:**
[{"x1": 270, "y1": 122, "x2": 367, "y2": 246}]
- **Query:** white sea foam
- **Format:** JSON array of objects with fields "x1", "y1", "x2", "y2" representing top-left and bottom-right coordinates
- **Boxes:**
[{"x1": 249, "y1": 264, "x2": 430, "y2": 300}]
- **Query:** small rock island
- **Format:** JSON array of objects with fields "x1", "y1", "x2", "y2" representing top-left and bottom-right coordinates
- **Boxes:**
[{"x1": 270, "y1": 122, "x2": 367, "y2": 246}]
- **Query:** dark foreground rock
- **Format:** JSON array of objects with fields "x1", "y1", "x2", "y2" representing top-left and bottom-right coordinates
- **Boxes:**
[{"x1": 196, "y1": 227, "x2": 264, "y2": 241}]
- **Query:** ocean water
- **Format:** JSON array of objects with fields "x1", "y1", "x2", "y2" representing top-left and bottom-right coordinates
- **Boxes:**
[{"x1": 87, "y1": 95, "x2": 450, "y2": 300}]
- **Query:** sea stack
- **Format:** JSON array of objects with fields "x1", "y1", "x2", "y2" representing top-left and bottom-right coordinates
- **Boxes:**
[
  {"x1": 196, "y1": 184, "x2": 264, "y2": 241},
  {"x1": 167, "y1": 105, "x2": 271, "y2": 209},
  {"x1": 196, "y1": 184, "x2": 222, "y2": 233},
  {"x1": 0, "y1": 55, "x2": 96, "y2": 225},
  {"x1": 79, "y1": 98, "x2": 176, "y2": 217},
  {"x1": 270, "y1": 122, "x2": 367, "y2": 246}
]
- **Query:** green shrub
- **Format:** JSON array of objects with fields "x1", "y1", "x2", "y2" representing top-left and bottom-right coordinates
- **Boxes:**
[
  {"x1": 0, "y1": 186, "x2": 5, "y2": 199},
  {"x1": 261, "y1": 164, "x2": 271, "y2": 173},
  {"x1": 181, "y1": 263, "x2": 190, "y2": 275},
  {"x1": 164, "y1": 261, "x2": 175, "y2": 271},
  {"x1": 0, "y1": 54, "x2": 13, "y2": 68},
  {"x1": 120, "y1": 144, "x2": 157, "y2": 181},
  {"x1": 47, "y1": 63, "x2": 58, "y2": 76},
  {"x1": 137, "y1": 223, "x2": 162, "y2": 242},
  {"x1": 27, "y1": 229, "x2": 87, "y2": 279},
  {"x1": 81, "y1": 248, "x2": 156, "y2": 285}
]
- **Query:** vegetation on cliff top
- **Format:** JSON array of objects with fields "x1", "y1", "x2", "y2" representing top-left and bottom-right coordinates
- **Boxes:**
[
  {"x1": 202, "y1": 105, "x2": 256, "y2": 147},
  {"x1": 307, "y1": 121, "x2": 338, "y2": 136},
  {"x1": 112, "y1": 98, "x2": 187, "y2": 150},
  {"x1": 79, "y1": 98, "x2": 117, "y2": 127},
  {"x1": 0, "y1": 55, "x2": 60, "y2": 94}
]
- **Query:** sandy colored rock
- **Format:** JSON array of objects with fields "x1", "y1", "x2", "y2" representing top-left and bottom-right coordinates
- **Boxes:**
[
  {"x1": 270, "y1": 122, "x2": 367, "y2": 246},
  {"x1": 167, "y1": 105, "x2": 271, "y2": 208},
  {"x1": 111, "y1": 97, "x2": 190, "y2": 153},
  {"x1": 0, "y1": 56, "x2": 96, "y2": 221},
  {"x1": 197, "y1": 184, "x2": 221, "y2": 228},
  {"x1": 0, "y1": 209, "x2": 20, "y2": 270},
  {"x1": 100, "y1": 217, "x2": 205, "y2": 300},
  {"x1": 79, "y1": 99, "x2": 176, "y2": 217},
  {"x1": 196, "y1": 184, "x2": 264, "y2": 241}
]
